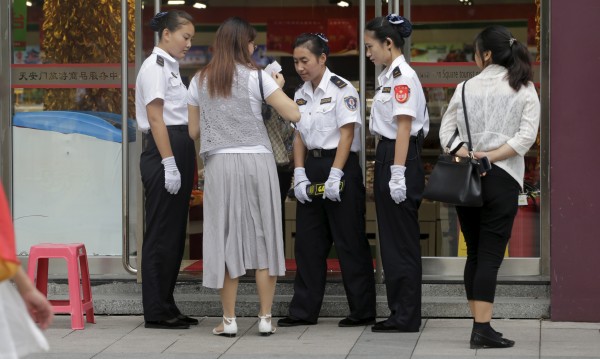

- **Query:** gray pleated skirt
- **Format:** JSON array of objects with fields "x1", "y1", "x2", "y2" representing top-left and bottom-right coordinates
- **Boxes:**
[{"x1": 202, "y1": 153, "x2": 285, "y2": 289}]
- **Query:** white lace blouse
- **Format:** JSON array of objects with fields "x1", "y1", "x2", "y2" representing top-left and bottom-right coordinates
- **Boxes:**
[{"x1": 439, "y1": 64, "x2": 540, "y2": 188}]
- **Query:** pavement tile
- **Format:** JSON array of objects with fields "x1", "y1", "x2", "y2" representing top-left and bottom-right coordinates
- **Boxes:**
[{"x1": 540, "y1": 327, "x2": 600, "y2": 357}]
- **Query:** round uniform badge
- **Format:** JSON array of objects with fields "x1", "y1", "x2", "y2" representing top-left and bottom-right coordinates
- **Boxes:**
[
  {"x1": 344, "y1": 96, "x2": 358, "y2": 111},
  {"x1": 394, "y1": 85, "x2": 410, "y2": 103}
]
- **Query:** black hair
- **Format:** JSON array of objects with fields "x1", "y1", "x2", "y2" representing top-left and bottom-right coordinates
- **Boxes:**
[
  {"x1": 293, "y1": 33, "x2": 330, "y2": 59},
  {"x1": 150, "y1": 10, "x2": 193, "y2": 40},
  {"x1": 474, "y1": 25, "x2": 533, "y2": 91},
  {"x1": 365, "y1": 14, "x2": 412, "y2": 49}
]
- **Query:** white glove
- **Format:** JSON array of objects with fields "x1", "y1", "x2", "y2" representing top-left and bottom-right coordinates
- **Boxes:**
[
  {"x1": 323, "y1": 167, "x2": 344, "y2": 202},
  {"x1": 293, "y1": 167, "x2": 312, "y2": 204},
  {"x1": 389, "y1": 165, "x2": 407, "y2": 204},
  {"x1": 162, "y1": 156, "x2": 181, "y2": 195}
]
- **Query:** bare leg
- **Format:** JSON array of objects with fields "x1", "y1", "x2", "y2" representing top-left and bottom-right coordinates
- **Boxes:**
[
  {"x1": 255, "y1": 268, "x2": 277, "y2": 330},
  {"x1": 473, "y1": 300, "x2": 493, "y2": 323},
  {"x1": 214, "y1": 271, "x2": 239, "y2": 332}
]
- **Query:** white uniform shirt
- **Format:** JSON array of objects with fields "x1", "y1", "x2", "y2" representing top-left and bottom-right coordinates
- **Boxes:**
[
  {"x1": 294, "y1": 68, "x2": 362, "y2": 152},
  {"x1": 369, "y1": 55, "x2": 429, "y2": 138},
  {"x1": 439, "y1": 64, "x2": 540, "y2": 188},
  {"x1": 186, "y1": 69, "x2": 279, "y2": 154},
  {"x1": 135, "y1": 47, "x2": 188, "y2": 132}
]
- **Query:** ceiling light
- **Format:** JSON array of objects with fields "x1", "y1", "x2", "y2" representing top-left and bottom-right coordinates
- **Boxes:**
[
  {"x1": 337, "y1": 1, "x2": 350, "y2": 7},
  {"x1": 193, "y1": 2, "x2": 207, "y2": 9},
  {"x1": 26, "y1": 1, "x2": 32, "y2": 6},
  {"x1": 167, "y1": 0, "x2": 185, "y2": 5}
]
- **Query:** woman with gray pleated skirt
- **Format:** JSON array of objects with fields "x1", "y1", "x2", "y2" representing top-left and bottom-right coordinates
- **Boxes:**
[{"x1": 187, "y1": 17, "x2": 300, "y2": 337}]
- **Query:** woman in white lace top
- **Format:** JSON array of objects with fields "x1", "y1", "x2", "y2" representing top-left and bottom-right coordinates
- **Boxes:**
[{"x1": 439, "y1": 25, "x2": 540, "y2": 349}]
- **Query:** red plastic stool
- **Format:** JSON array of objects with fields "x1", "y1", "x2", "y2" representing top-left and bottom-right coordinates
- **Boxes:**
[{"x1": 27, "y1": 243, "x2": 95, "y2": 330}]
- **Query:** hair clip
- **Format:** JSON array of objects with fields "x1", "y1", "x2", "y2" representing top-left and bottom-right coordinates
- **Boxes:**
[
  {"x1": 509, "y1": 38, "x2": 517, "y2": 47},
  {"x1": 311, "y1": 33, "x2": 329, "y2": 43},
  {"x1": 386, "y1": 14, "x2": 405, "y2": 25}
]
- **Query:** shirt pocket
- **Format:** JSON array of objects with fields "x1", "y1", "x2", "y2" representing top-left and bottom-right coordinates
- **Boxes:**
[
  {"x1": 165, "y1": 78, "x2": 186, "y2": 106},
  {"x1": 314, "y1": 102, "x2": 337, "y2": 132},
  {"x1": 374, "y1": 94, "x2": 393, "y2": 123}
]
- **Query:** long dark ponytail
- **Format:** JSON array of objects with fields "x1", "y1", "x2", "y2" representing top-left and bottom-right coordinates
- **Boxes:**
[{"x1": 474, "y1": 25, "x2": 533, "y2": 91}]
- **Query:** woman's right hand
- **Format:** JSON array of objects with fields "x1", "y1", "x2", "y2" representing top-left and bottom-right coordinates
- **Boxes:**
[{"x1": 272, "y1": 72, "x2": 285, "y2": 89}]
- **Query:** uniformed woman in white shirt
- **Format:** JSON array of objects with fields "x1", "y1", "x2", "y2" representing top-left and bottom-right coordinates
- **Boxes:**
[
  {"x1": 278, "y1": 33, "x2": 377, "y2": 328},
  {"x1": 135, "y1": 11, "x2": 197, "y2": 330},
  {"x1": 364, "y1": 14, "x2": 429, "y2": 333},
  {"x1": 439, "y1": 25, "x2": 540, "y2": 349}
]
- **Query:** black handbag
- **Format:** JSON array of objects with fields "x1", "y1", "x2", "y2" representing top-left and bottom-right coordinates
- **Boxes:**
[{"x1": 423, "y1": 80, "x2": 483, "y2": 207}]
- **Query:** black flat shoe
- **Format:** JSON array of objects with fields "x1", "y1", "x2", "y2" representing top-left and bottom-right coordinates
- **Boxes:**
[
  {"x1": 371, "y1": 320, "x2": 419, "y2": 333},
  {"x1": 470, "y1": 330, "x2": 515, "y2": 349},
  {"x1": 145, "y1": 318, "x2": 190, "y2": 329},
  {"x1": 338, "y1": 317, "x2": 376, "y2": 327},
  {"x1": 177, "y1": 314, "x2": 199, "y2": 325},
  {"x1": 277, "y1": 317, "x2": 316, "y2": 327}
]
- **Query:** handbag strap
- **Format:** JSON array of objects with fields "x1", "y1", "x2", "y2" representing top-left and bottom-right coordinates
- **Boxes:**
[
  {"x1": 257, "y1": 70, "x2": 266, "y2": 104},
  {"x1": 461, "y1": 79, "x2": 474, "y2": 155}
]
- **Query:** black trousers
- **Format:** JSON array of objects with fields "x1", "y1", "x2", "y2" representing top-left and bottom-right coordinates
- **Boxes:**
[
  {"x1": 289, "y1": 152, "x2": 376, "y2": 323},
  {"x1": 140, "y1": 126, "x2": 196, "y2": 322},
  {"x1": 374, "y1": 137, "x2": 423, "y2": 331},
  {"x1": 456, "y1": 165, "x2": 520, "y2": 303}
]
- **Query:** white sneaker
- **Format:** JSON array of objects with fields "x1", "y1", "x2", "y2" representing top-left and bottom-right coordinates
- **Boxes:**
[
  {"x1": 258, "y1": 314, "x2": 276, "y2": 336},
  {"x1": 212, "y1": 316, "x2": 237, "y2": 337}
]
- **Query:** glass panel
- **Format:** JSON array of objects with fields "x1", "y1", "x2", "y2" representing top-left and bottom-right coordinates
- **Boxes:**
[
  {"x1": 11, "y1": 0, "x2": 139, "y2": 259},
  {"x1": 410, "y1": 0, "x2": 541, "y2": 258}
]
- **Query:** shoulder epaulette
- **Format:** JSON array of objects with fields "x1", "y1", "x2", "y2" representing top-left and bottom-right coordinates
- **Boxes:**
[
  {"x1": 156, "y1": 55, "x2": 164, "y2": 67},
  {"x1": 392, "y1": 66, "x2": 402, "y2": 78},
  {"x1": 330, "y1": 75, "x2": 347, "y2": 89}
]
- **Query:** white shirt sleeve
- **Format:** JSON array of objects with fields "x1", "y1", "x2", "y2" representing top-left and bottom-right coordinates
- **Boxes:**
[
  {"x1": 391, "y1": 75, "x2": 418, "y2": 119},
  {"x1": 139, "y1": 63, "x2": 166, "y2": 106},
  {"x1": 506, "y1": 84, "x2": 541, "y2": 156},
  {"x1": 335, "y1": 85, "x2": 362, "y2": 129},
  {"x1": 186, "y1": 74, "x2": 200, "y2": 107},
  {"x1": 439, "y1": 82, "x2": 464, "y2": 151}
]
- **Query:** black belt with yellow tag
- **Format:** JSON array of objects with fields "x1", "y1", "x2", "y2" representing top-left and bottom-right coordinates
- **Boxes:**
[
  {"x1": 308, "y1": 148, "x2": 337, "y2": 158},
  {"x1": 306, "y1": 180, "x2": 345, "y2": 198}
]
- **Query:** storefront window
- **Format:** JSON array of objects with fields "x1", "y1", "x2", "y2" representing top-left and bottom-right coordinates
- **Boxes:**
[{"x1": 10, "y1": 0, "x2": 139, "y2": 258}]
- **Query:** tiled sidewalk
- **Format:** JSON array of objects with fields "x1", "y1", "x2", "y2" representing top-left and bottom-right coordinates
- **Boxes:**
[{"x1": 28, "y1": 316, "x2": 600, "y2": 359}]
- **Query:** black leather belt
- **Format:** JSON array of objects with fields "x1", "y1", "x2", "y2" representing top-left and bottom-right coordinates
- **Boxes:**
[
  {"x1": 378, "y1": 129, "x2": 424, "y2": 143},
  {"x1": 308, "y1": 148, "x2": 338, "y2": 158}
]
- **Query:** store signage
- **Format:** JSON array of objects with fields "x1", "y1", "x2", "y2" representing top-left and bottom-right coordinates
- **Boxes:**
[
  {"x1": 413, "y1": 62, "x2": 541, "y2": 87},
  {"x1": 11, "y1": 64, "x2": 136, "y2": 88},
  {"x1": 266, "y1": 19, "x2": 358, "y2": 55},
  {"x1": 13, "y1": 0, "x2": 27, "y2": 50}
]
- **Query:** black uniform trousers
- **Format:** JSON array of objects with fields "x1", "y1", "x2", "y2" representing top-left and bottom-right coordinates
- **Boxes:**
[
  {"x1": 374, "y1": 136, "x2": 423, "y2": 332},
  {"x1": 456, "y1": 165, "x2": 520, "y2": 303},
  {"x1": 140, "y1": 125, "x2": 196, "y2": 322},
  {"x1": 289, "y1": 152, "x2": 377, "y2": 323}
]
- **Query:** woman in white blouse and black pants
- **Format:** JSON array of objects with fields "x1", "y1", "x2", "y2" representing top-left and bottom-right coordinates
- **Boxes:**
[{"x1": 439, "y1": 25, "x2": 540, "y2": 349}]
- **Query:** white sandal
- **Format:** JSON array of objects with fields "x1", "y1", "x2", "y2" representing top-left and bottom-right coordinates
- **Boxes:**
[
  {"x1": 258, "y1": 314, "x2": 276, "y2": 336},
  {"x1": 212, "y1": 316, "x2": 237, "y2": 337}
]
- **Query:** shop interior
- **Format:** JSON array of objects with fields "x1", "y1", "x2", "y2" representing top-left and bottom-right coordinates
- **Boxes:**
[{"x1": 9, "y1": 0, "x2": 542, "y2": 277}]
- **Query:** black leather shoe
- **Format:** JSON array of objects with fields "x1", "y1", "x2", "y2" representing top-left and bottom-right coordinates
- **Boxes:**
[
  {"x1": 277, "y1": 317, "x2": 316, "y2": 327},
  {"x1": 338, "y1": 317, "x2": 376, "y2": 327},
  {"x1": 371, "y1": 320, "x2": 419, "y2": 333},
  {"x1": 145, "y1": 318, "x2": 190, "y2": 329},
  {"x1": 177, "y1": 314, "x2": 199, "y2": 325},
  {"x1": 470, "y1": 330, "x2": 515, "y2": 349}
]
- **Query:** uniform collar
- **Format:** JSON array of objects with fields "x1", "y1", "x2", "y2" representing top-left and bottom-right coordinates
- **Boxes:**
[
  {"x1": 301, "y1": 67, "x2": 332, "y2": 97},
  {"x1": 152, "y1": 46, "x2": 177, "y2": 64},
  {"x1": 379, "y1": 55, "x2": 406, "y2": 84},
  {"x1": 478, "y1": 64, "x2": 508, "y2": 78}
]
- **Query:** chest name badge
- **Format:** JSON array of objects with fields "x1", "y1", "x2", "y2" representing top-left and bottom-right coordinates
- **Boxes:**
[
  {"x1": 320, "y1": 97, "x2": 332, "y2": 105},
  {"x1": 394, "y1": 85, "x2": 410, "y2": 103},
  {"x1": 156, "y1": 55, "x2": 164, "y2": 67},
  {"x1": 344, "y1": 96, "x2": 358, "y2": 111},
  {"x1": 296, "y1": 98, "x2": 307, "y2": 106},
  {"x1": 382, "y1": 87, "x2": 391, "y2": 93}
]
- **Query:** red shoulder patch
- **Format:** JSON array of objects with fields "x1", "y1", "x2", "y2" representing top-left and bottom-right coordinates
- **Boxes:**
[{"x1": 394, "y1": 85, "x2": 410, "y2": 103}]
